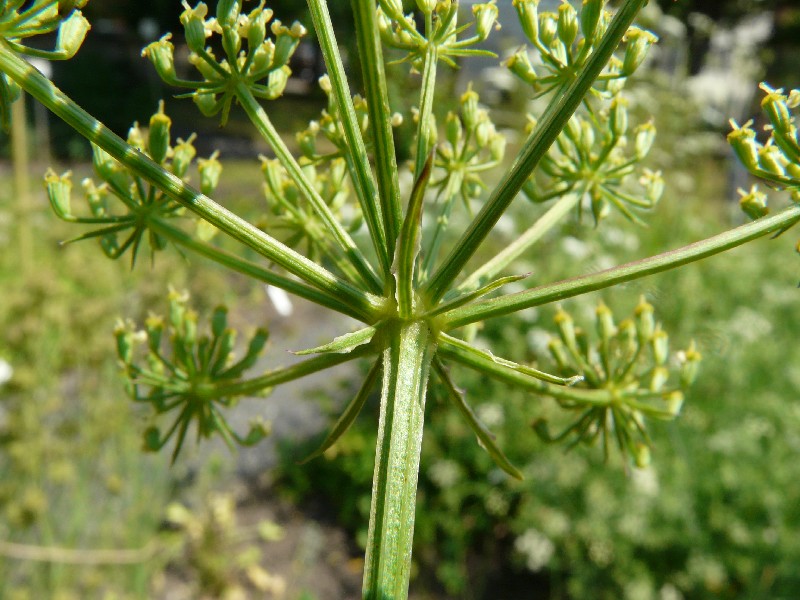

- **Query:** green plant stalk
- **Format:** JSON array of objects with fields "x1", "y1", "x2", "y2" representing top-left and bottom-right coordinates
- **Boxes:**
[
  {"x1": 306, "y1": 0, "x2": 391, "y2": 280},
  {"x1": 203, "y1": 341, "x2": 377, "y2": 399},
  {"x1": 424, "y1": 0, "x2": 649, "y2": 303},
  {"x1": 442, "y1": 204, "x2": 800, "y2": 329},
  {"x1": 0, "y1": 46, "x2": 384, "y2": 319},
  {"x1": 234, "y1": 81, "x2": 384, "y2": 294},
  {"x1": 364, "y1": 320, "x2": 435, "y2": 599},
  {"x1": 458, "y1": 189, "x2": 584, "y2": 291},
  {"x1": 150, "y1": 219, "x2": 369, "y2": 321},
  {"x1": 351, "y1": 0, "x2": 403, "y2": 252},
  {"x1": 414, "y1": 45, "x2": 438, "y2": 178},
  {"x1": 11, "y1": 89, "x2": 31, "y2": 275}
]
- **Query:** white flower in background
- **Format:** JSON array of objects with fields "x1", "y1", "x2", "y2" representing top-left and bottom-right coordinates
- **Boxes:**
[
  {"x1": 514, "y1": 528, "x2": 554, "y2": 572},
  {"x1": 428, "y1": 459, "x2": 462, "y2": 488},
  {"x1": 475, "y1": 402, "x2": 504, "y2": 429},
  {"x1": 0, "y1": 359, "x2": 12, "y2": 387},
  {"x1": 265, "y1": 285, "x2": 293, "y2": 317},
  {"x1": 561, "y1": 236, "x2": 591, "y2": 260}
]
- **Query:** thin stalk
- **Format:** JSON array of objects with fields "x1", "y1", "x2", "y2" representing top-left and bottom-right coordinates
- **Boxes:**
[
  {"x1": 414, "y1": 45, "x2": 438, "y2": 178},
  {"x1": 457, "y1": 190, "x2": 583, "y2": 292},
  {"x1": 234, "y1": 81, "x2": 384, "y2": 294},
  {"x1": 424, "y1": 0, "x2": 649, "y2": 303},
  {"x1": 352, "y1": 0, "x2": 403, "y2": 252},
  {"x1": 442, "y1": 205, "x2": 800, "y2": 329},
  {"x1": 0, "y1": 46, "x2": 381, "y2": 318},
  {"x1": 306, "y1": 0, "x2": 391, "y2": 279},
  {"x1": 364, "y1": 320, "x2": 435, "y2": 599},
  {"x1": 150, "y1": 220, "x2": 369, "y2": 321},
  {"x1": 208, "y1": 342, "x2": 377, "y2": 398},
  {"x1": 10, "y1": 89, "x2": 31, "y2": 275}
]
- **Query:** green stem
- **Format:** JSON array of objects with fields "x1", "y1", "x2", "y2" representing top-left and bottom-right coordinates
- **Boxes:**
[
  {"x1": 414, "y1": 45, "x2": 438, "y2": 178},
  {"x1": 0, "y1": 46, "x2": 381, "y2": 318},
  {"x1": 458, "y1": 190, "x2": 583, "y2": 292},
  {"x1": 234, "y1": 81, "x2": 384, "y2": 295},
  {"x1": 306, "y1": 0, "x2": 391, "y2": 279},
  {"x1": 352, "y1": 0, "x2": 403, "y2": 253},
  {"x1": 150, "y1": 220, "x2": 370, "y2": 321},
  {"x1": 364, "y1": 320, "x2": 435, "y2": 600},
  {"x1": 442, "y1": 205, "x2": 800, "y2": 329},
  {"x1": 424, "y1": 0, "x2": 648, "y2": 303},
  {"x1": 211, "y1": 342, "x2": 377, "y2": 398}
]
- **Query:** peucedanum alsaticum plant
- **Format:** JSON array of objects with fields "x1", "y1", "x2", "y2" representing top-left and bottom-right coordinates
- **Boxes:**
[{"x1": 2, "y1": 1, "x2": 799, "y2": 598}]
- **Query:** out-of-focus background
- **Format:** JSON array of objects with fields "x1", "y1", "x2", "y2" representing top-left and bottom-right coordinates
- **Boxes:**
[{"x1": 1, "y1": 1, "x2": 800, "y2": 598}]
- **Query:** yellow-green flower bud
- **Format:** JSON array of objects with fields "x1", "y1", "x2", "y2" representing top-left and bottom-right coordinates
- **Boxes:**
[
  {"x1": 193, "y1": 91, "x2": 219, "y2": 117},
  {"x1": 737, "y1": 185, "x2": 769, "y2": 220},
  {"x1": 264, "y1": 65, "x2": 290, "y2": 99},
  {"x1": 727, "y1": 121, "x2": 760, "y2": 172},
  {"x1": 172, "y1": 134, "x2": 197, "y2": 179},
  {"x1": 272, "y1": 21, "x2": 306, "y2": 68},
  {"x1": 649, "y1": 366, "x2": 669, "y2": 392},
  {"x1": 380, "y1": 0, "x2": 405, "y2": 19},
  {"x1": 180, "y1": 2, "x2": 209, "y2": 54},
  {"x1": 538, "y1": 12, "x2": 558, "y2": 47},
  {"x1": 445, "y1": 112, "x2": 463, "y2": 148},
  {"x1": 678, "y1": 342, "x2": 702, "y2": 387},
  {"x1": 548, "y1": 337, "x2": 571, "y2": 372},
  {"x1": 557, "y1": 2, "x2": 578, "y2": 47},
  {"x1": 760, "y1": 83, "x2": 792, "y2": 133},
  {"x1": 460, "y1": 85, "x2": 480, "y2": 131},
  {"x1": 622, "y1": 27, "x2": 657, "y2": 75},
  {"x1": 127, "y1": 123, "x2": 145, "y2": 152},
  {"x1": 635, "y1": 296, "x2": 654, "y2": 343},
  {"x1": 475, "y1": 118, "x2": 494, "y2": 147},
  {"x1": 757, "y1": 144, "x2": 786, "y2": 176},
  {"x1": 514, "y1": 0, "x2": 540, "y2": 43},
  {"x1": 651, "y1": 326, "x2": 669, "y2": 366},
  {"x1": 211, "y1": 305, "x2": 228, "y2": 339},
  {"x1": 580, "y1": 118, "x2": 595, "y2": 149},
  {"x1": 44, "y1": 169, "x2": 74, "y2": 218},
  {"x1": 473, "y1": 2, "x2": 500, "y2": 42},
  {"x1": 114, "y1": 321, "x2": 135, "y2": 365},
  {"x1": 83, "y1": 178, "x2": 109, "y2": 218},
  {"x1": 145, "y1": 314, "x2": 164, "y2": 354},
  {"x1": 609, "y1": 96, "x2": 628, "y2": 137},
  {"x1": 247, "y1": 6, "x2": 273, "y2": 50},
  {"x1": 554, "y1": 306, "x2": 577, "y2": 349},
  {"x1": 490, "y1": 135, "x2": 506, "y2": 162},
  {"x1": 297, "y1": 126, "x2": 318, "y2": 159},
  {"x1": 148, "y1": 102, "x2": 172, "y2": 165},
  {"x1": 633, "y1": 442, "x2": 651, "y2": 469},
  {"x1": 142, "y1": 36, "x2": 178, "y2": 85},
  {"x1": 55, "y1": 10, "x2": 91, "y2": 59},
  {"x1": 216, "y1": 0, "x2": 239, "y2": 26},
  {"x1": 665, "y1": 391, "x2": 684, "y2": 416},
  {"x1": 595, "y1": 302, "x2": 616, "y2": 342},
  {"x1": 641, "y1": 169, "x2": 664, "y2": 204},
  {"x1": 506, "y1": 50, "x2": 537, "y2": 86},
  {"x1": 181, "y1": 309, "x2": 198, "y2": 346},
  {"x1": 251, "y1": 39, "x2": 275, "y2": 74},
  {"x1": 198, "y1": 151, "x2": 222, "y2": 196},
  {"x1": 416, "y1": 0, "x2": 437, "y2": 14},
  {"x1": 222, "y1": 22, "x2": 242, "y2": 61},
  {"x1": 580, "y1": 0, "x2": 602, "y2": 42},
  {"x1": 634, "y1": 121, "x2": 656, "y2": 159}
]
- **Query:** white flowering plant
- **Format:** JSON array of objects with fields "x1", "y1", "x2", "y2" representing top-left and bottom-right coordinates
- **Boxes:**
[{"x1": 1, "y1": 1, "x2": 797, "y2": 597}]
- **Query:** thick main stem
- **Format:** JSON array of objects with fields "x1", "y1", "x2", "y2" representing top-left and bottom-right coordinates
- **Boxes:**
[{"x1": 364, "y1": 320, "x2": 435, "y2": 599}]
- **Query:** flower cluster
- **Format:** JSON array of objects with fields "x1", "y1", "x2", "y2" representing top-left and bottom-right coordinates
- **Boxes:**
[
  {"x1": 0, "y1": 0, "x2": 90, "y2": 129},
  {"x1": 258, "y1": 156, "x2": 362, "y2": 262},
  {"x1": 509, "y1": 0, "x2": 657, "y2": 98},
  {"x1": 376, "y1": 0, "x2": 500, "y2": 69},
  {"x1": 729, "y1": 83, "x2": 800, "y2": 206},
  {"x1": 534, "y1": 298, "x2": 701, "y2": 468},
  {"x1": 423, "y1": 86, "x2": 507, "y2": 274},
  {"x1": 115, "y1": 290, "x2": 270, "y2": 462},
  {"x1": 523, "y1": 97, "x2": 664, "y2": 225},
  {"x1": 143, "y1": 0, "x2": 306, "y2": 124},
  {"x1": 45, "y1": 102, "x2": 222, "y2": 266}
]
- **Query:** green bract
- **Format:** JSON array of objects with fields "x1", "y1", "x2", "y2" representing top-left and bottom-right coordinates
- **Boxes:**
[{"x1": 2, "y1": 0, "x2": 799, "y2": 598}]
